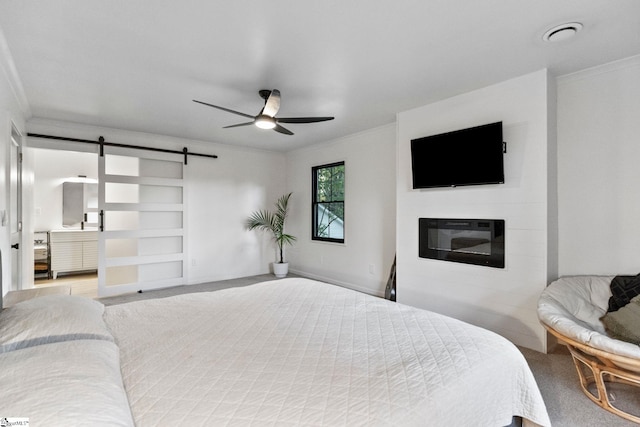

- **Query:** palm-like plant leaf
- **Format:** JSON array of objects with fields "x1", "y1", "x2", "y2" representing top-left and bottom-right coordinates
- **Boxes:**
[
  {"x1": 246, "y1": 210, "x2": 277, "y2": 233},
  {"x1": 246, "y1": 192, "x2": 296, "y2": 263}
]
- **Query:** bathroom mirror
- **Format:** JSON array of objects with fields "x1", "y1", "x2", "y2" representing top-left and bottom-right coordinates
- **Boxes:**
[{"x1": 63, "y1": 182, "x2": 98, "y2": 228}]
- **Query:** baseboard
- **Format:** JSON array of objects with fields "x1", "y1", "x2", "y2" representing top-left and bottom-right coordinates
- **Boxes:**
[{"x1": 289, "y1": 269, "x2": 385, "y2": 298}]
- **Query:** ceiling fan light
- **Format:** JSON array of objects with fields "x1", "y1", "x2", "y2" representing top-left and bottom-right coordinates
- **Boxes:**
[{"x1": 255, "y1": 115, "x2": 276, "y2": 130}]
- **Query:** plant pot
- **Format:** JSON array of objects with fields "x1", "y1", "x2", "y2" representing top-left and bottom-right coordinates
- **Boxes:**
[{"x1": 273, "y1": 262, "x2": 289, "y2": 278}]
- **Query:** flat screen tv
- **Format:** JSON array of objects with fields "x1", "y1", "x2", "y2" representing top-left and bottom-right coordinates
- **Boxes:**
[{"x1": 411, "y1": 121, "x2": 504, "y2": 189}]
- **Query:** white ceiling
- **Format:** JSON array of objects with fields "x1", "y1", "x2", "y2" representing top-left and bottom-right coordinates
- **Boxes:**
[{"x1": 1, "y1": 1, "x2": 639, "y2": 151}]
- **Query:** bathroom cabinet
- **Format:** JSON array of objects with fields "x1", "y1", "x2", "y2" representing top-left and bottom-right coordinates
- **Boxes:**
[{"x1": 50, "y1": 230, "x2": 98, "y2": 279}]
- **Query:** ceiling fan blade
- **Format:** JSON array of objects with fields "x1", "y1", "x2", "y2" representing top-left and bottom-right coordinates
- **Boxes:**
[
  {"x1": 261, "y1": 89, "x2": 281, "y2": 117},
  {"x1": 276, "y1": 116, "x2": 335, "y2": 124},
  {"x1": 273, "y1": 124, "x2": 294, "y2": 135},
  {"x1": 223, "y1": 122, "x2": 254, "y2": 129},
  {"x1": 193, "y1": 100, "x2": 255, "y2": 119}
]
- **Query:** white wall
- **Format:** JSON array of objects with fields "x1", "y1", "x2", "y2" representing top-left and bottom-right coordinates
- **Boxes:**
[
  {"x1": 26, "y1": 119, "x2": 287, "y2": 287},
  {"x1": 286, "y1": 124, "x2": 396, "y2": 296},
  {"x1": 30, "y1": 148, "x2": 98, "y2": 232},
  {"x1": 186, "y1": 143, "x2": 286, "y2": 283},
  {"x1": 396, "y1": 70, "x2": 556, "y2": 352},
  {"x1": 0, "y1": 28, "x2": 29, "y2": 298},
  {"x1": 557, "y1": 55, "x2": 640, "y2": 276}
]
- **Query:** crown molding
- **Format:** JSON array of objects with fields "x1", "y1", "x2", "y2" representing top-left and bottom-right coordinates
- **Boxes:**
[{"x1": 557, "y1": 54, "x2": 640, "y2": 85}]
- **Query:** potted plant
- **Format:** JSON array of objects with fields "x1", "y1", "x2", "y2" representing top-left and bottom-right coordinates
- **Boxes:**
[{"x1": 246, "y1": 192, "x2": 296, "y2": 278}]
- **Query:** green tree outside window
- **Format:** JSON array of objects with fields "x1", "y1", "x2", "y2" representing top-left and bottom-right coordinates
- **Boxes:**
[{"x1": 312, "y1": 162, "x2": 345, "y2": 242}]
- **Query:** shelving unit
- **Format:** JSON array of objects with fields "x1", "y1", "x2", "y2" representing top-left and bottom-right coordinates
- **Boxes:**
[{"x1": 34, "y1": 231, "x2": 51, "y2": 279}]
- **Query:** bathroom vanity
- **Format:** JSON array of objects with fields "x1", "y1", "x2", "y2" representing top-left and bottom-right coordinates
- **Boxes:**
[{"x1": 49, "y1": 230, "x2": 98, "y2": 279}]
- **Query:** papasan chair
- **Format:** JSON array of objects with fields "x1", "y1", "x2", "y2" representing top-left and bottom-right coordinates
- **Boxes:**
[{"x1": 537, "y1": 275, "x2": 640, "y2": 423}]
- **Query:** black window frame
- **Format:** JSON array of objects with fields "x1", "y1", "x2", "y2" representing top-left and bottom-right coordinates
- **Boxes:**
[{"x1": 312, "y1": 161, "x2": 345, "y2": 243}]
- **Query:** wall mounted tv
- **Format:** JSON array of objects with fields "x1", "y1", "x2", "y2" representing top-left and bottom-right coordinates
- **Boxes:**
[{"x1": 411, "y1": 121, "x2": 504, "y2": 189}]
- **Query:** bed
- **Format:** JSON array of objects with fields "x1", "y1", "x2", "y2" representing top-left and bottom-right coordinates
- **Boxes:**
[{"x1": 1, "y1": 278, "x2": 550, "y2": 426}]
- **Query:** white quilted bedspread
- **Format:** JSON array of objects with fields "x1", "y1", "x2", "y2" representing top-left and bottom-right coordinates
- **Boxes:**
[{"x1": 104, "y1": 278, "x2": 550, "y2": 426}]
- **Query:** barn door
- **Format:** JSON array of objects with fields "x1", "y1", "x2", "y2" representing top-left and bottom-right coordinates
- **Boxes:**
[{"x1": 98, "y1": 146, "x2": 185, "y2": 297}]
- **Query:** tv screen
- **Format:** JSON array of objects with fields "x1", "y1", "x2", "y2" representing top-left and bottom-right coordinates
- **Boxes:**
[{"x1": 411, "y1": 122, "x2": 504, "y2": 189}]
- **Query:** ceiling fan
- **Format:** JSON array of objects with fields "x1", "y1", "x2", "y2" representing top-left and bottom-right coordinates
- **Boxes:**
[{"x1": 193, "y1": 89, "x2": 334, "y2": 136}]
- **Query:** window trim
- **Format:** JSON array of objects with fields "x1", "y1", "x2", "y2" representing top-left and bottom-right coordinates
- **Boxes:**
[{"x1": 311, "y1": 161, "x2": 345, "y2": 244}]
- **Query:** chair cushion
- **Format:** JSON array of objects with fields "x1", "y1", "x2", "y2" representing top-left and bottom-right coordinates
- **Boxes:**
[
  {"x1": 538, "y1": 276, "x2": 640, "y2": 359},
  {"x1": 538, "y1": 275, "x2": 611, "y2": 333},
  {"x1": 607, "y1": 274, "x2": 640, "y2": 312}
]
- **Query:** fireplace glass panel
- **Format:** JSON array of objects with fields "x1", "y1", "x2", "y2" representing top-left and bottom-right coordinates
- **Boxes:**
[{"x1": 419, "y1": 218, "x2": 504, "y2": 268}]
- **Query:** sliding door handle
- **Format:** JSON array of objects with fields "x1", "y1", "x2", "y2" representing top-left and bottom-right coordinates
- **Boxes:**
[
  {"x1": 11, "y1": 243, "x2": 19, "y2": 249},
  {"x1": 99, "y1": 210, "x2": 104, "y2": 232}
]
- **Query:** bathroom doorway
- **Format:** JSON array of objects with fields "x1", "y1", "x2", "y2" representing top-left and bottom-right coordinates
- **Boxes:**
[
  {"x1": 29, "y1": 147, "x2": 99, "y2": 297},
  {"x1": 26, "y1": 141, "x2": 187, "y2": 298}
]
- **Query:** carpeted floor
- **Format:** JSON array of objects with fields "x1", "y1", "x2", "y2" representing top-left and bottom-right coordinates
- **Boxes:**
[
  {"x1": 99, "y1": 274, "x2": 639, "y2": 426},
  {"x1": 519, "y1": 346, "x2": 638, "y2": 426}
]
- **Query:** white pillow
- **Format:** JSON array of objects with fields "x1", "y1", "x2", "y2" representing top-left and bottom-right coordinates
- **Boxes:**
[
  {"x1": 0, "y1": 294, "x2": 114, "y2": 353},
  {"x1": 0, "y1": 340, "x2": 134, "y2": 426}
]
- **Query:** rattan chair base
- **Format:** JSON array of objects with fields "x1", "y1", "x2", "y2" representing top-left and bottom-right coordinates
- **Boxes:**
[{"x1": 544, "y1": 325, "x2": 640, "y2": 424}]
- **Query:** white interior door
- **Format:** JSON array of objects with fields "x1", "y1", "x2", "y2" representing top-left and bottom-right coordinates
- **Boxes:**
[
  {"x1": 9, "y1": 125, "x2": 22, "y2": 291},
  {"x1": 98, "y1": 146, "x2": 185, "y2": 297}
]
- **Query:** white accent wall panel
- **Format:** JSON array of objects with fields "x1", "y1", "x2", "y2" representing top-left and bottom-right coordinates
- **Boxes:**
[{"x1": 396, "y1": 70, "x2": 556, "y2": 352}]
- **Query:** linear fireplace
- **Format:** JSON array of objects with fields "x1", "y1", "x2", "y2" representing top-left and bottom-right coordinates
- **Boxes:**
[{"x1": 418, "y1": 218, "x2": 505, "y2": 268}]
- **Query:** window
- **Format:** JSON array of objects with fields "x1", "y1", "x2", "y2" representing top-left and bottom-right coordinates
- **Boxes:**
[{"x1": 312, "y1": 162, "x2": 345, "y2": 243}]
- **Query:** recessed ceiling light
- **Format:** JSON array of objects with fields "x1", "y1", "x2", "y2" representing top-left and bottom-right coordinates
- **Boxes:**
[{"x1": 542, "y1": 22, "x2": 583, "y2": 42}]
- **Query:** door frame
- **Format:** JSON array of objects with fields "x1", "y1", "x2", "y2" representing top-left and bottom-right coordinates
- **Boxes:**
[{"x1": 9, "y1": 122, "x2": 23, "y2": 291}]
